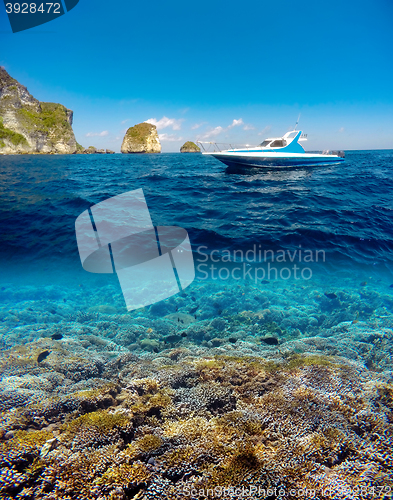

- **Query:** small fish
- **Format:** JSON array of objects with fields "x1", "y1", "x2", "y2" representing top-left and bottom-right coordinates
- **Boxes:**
[
  {"x1": 164, "y1": 334, "x2": 182, "y2": 344},
  {"x1": 189, "y1": 306, "x2": 198, "y2": 314},
  {"x1": 50, "y1": 333, "x2": 63, "y2": 340},
  {"x1": 260, "y1": 336, "x2": 279, "y2": 346},
  {"x1": 37, "y1": 350, "x2": 51, "y2": 363},
  {"x1": 191, "y1": 297, "x2": 196, "y2": 302},
  {"x1": 176, "y1": 306, "x2": 178, "y2": 311},
  {"x1": 389, "y1": 284, "x2": 393, "y2": 288},
  {"x1": 228, "y1": 337, "x2": 237, "y2": 343},
  {"x1": 178, "y1": 318, "x2": 180, "y2": 323},
  {"x1": 63, "y1": 298, "x2": 67, "y2": 303},
  {"x1": 194, "y1": 315, "x2": 197, "y2": 319},
  {"x1": 261, "y1": 280, "x2": 270, "y2": 284},
  {"x1": 324, "y1": 293, "x2": 338, "y2": 300},
  {"x1": 153, "y1": 347, "x2": 159, "y2": 353},
  {"x1": 352, "y1": 319, "x2": 359, "y2": 325},
  {"x1": 360, "y1": 281, "x2": 367, "y2": 287},
  {"x1": 181, "y1": 332, "x2": 187, "y2": 338}
]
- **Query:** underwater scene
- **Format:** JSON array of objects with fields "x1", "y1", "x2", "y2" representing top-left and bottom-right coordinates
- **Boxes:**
[{"x1": 1, "y1": 151, "x2": 393, "y2": 499}]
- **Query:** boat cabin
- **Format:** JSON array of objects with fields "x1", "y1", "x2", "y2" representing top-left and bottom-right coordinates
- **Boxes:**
[
  {"x1": 259, "y1": 138, "x2": 287, "y2": 148},
  {"x1": 259, "y1": 131, "x2": 307, "y2": 149}
]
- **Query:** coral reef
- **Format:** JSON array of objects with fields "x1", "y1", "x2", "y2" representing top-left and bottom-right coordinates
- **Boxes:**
[
  {"x1": 1, "y1": 345, "x2": 392, "y2": 499},
  {"x1": 2, "y1": 275, "x2": 393, "y2": 498}
]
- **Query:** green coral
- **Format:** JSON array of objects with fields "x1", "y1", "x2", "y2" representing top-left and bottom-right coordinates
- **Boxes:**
[
  {"x1": 64, "y1": 409, "x2": 131, "y2": 436},
  {"x1": 7, "y1": 429, "x2": 53, "y2": 449},
  {"x1": 135, "y1": 434, "x2": 163, "y2": 452},
  {"x1": 96, "y1": 461, "x2": 151, "y2": 487},
  {"x1": 285, "y1": 354, "x2": 335, "y2": 369},
  {"x1": 260, "y1": 320, "x2": 287, "y2": 337}
]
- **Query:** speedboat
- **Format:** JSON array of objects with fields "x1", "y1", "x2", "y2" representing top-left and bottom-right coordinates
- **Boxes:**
[{"x1": 199, "y1": 130, "x2": 345, "y2": 168}]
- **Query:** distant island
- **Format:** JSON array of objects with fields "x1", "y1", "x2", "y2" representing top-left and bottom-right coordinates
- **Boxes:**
[
  {"x1": 0, "y1": 69, "x2": 200, "y2": 155},
  {"x1": 180, "y1": 141, "x2": 201, "y2": 153},
  {"x1": 121, "y1": 122, "x2": 161, "y2": 154}
]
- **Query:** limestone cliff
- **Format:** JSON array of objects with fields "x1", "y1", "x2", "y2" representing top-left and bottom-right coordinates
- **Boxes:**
[
  {"x1": 0, "y1": 67, "x2": 77, "y2": 154},
  {"x1": 180, "y1": 141, "x2": 201, "y2": 153},
  {"x1": 121, "y1": 122, "x2": 161, "y2": 154}
]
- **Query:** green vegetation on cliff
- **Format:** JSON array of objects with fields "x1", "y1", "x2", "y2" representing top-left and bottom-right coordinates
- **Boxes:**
[
  {"x1": 16, "y1": 102, "x2": 73, "y2": 145},
  {"x1": 0, "y1": 117, "x2": 27, "y2": 148},
  {"x1": 0, "y1": 67, "x2": 78, "y2": 153},
  {"x1": 125, "y1": 122, "x2": 155, "y2": 145}
]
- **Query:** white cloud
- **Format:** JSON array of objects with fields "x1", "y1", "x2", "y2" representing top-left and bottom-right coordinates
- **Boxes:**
[
  {"x1": 85, "y1": 130, "x2": 109, "y2": 137},
  {"x1": 121, "y1": 119, "x2": 130, "y2": 125},
  {"x1": 243, "y1": 124, "x2": 255, "y2": 131},
  {"x1": 159, "y1": 133, "x2": 184, "y2": 142},
  {"x1": 339, "y1": 127, "x2": 345, "y2": 133},
  {"x1": 228, "y1": 118, "x2": 244, "y2": 128},
  {"x1": 198, "y1": 126, "x2": 224, "y2": 140},
  {"x1": 198, "y1": 118, "x2": 246, "y2": 139},
  {"x1": 191, "y1": 122, "x2": 207, "y2": 130},
  {"x1": 145, "y1": 116, "x2": 183, "y2": 131},
  {"x1": 257, "y1": 125, "x2": 272, "y2": 136}
]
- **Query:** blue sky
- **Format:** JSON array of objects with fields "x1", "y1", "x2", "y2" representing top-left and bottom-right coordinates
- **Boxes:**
[{"x1": 1, "y1": 0, "x2": 392, "y2": 151}]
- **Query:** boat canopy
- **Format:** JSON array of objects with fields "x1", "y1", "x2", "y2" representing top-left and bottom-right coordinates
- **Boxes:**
[{"x1": 257, "y1": 130, "x2": 307, "y2": 154}]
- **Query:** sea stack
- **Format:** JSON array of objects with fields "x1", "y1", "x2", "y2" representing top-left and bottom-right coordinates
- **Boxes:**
[
  {"x1": 0, "y1": 67, "x2": 78, "y2": 154},
  {"x1": 180, "y1": 141, "x2": 201, "y2": 153},
  {"x1": 121, "y1": 122, "x2": 161, "y2": 154}
]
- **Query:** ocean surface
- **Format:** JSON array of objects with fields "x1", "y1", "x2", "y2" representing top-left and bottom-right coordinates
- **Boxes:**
[{"x1": 1, "y1": 150, "x2": 393, "y2": 270}]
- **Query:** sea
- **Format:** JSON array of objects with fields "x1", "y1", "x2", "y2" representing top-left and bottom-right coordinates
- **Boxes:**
[
  {"x1": 1, "y1": 151, "x2": 393, "y2": 497},
  {"x1": 1, "y1": 151, "x2": 393, "y2": 341},
  {"x1": 0, "y1": 150, "x2": 392, "y2": 347}
]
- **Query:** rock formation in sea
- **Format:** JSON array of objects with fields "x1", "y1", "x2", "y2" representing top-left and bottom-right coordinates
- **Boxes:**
[
  {"x1": 0, "y1": 67, "x2": 78, "y2": 154},
  {"x1": 74, "y1": 146, "x2": 115, "y2": 155},
  {"x1": 121, "y1": 122, "x2": 161, "y2": 154},
  {"x1": 180, "y1": 141, "x2": 201, "y2": 153}
]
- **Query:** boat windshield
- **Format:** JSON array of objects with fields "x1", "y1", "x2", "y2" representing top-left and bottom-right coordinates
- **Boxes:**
[
  {"x1": 259, "y1": 140, "x2": 271, "y2": 147},
  {"x1": 269, "y1": 139, "x2": 286, "y2": 148}
]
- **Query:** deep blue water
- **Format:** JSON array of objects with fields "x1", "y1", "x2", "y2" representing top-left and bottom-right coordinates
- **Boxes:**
[{"x1": 1, "y1": 150, "x2": 393, "y2": 317}]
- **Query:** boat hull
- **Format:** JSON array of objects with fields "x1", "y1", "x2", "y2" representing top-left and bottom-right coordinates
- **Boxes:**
[{"x1": 205, "y1": 152, "x2": 344, "y2": 168}]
